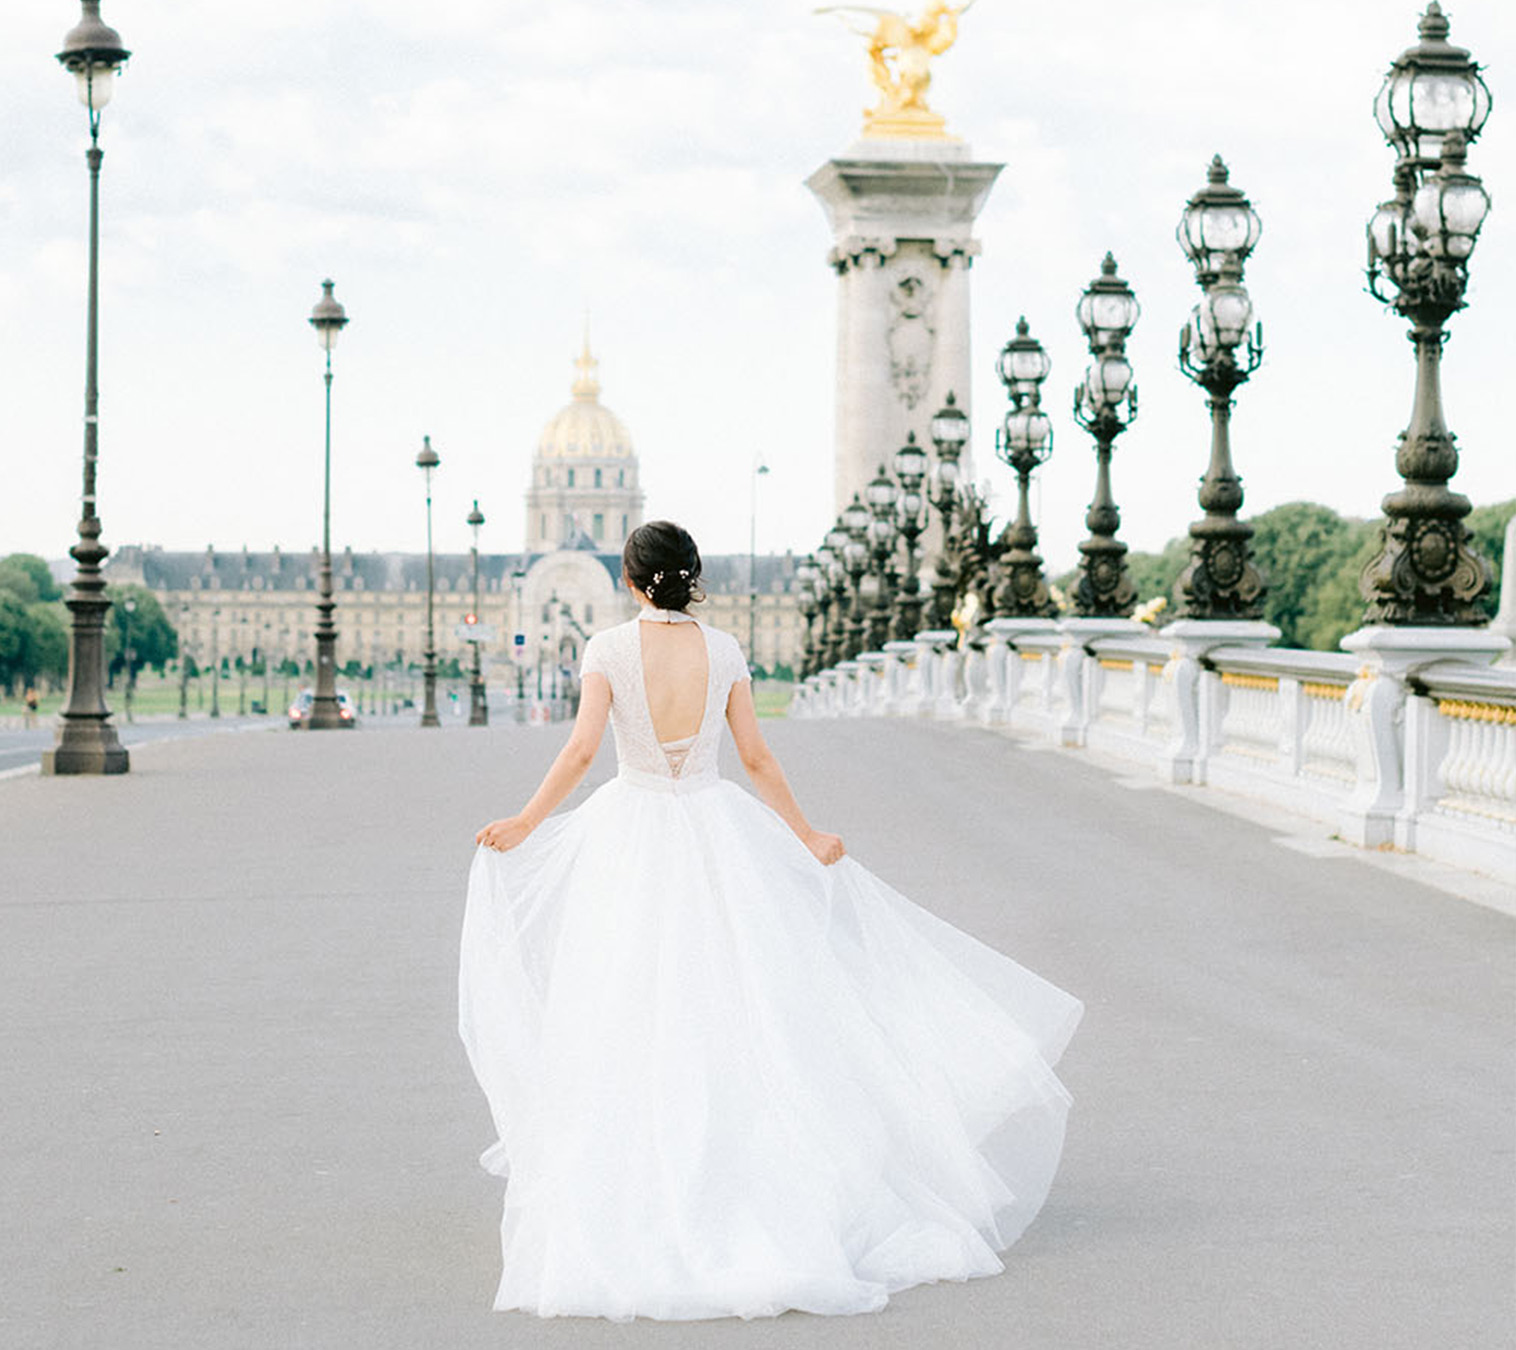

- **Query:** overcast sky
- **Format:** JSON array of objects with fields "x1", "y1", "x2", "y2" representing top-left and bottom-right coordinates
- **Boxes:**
[{"x1": 2, "y1": 0, "x2": 1511, "y2": 573}]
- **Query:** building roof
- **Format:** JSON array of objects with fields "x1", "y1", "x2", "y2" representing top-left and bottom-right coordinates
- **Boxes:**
[{"x1": 104, "y1": 545, "x2": 802, "y2": 595}]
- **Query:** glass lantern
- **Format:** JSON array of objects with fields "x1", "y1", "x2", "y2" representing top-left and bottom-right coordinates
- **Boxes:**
[{"x1": 1374, "y1": 3, "x2": 1492, "y2": 166}]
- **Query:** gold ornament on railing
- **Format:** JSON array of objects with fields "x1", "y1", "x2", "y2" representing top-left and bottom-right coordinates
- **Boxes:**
[{"x1": 816, "y1": 1, "x2": 974, "y2": 140}]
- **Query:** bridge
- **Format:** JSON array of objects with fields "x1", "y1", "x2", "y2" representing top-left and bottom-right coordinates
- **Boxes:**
[{"x1": 2, "y1": 715, "x2": 1510, "y2": 1348}]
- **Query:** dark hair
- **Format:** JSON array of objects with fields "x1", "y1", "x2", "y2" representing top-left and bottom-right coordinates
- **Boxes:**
[{"x1": 623, "y1": 520, "x2": 704, "y2": 612}]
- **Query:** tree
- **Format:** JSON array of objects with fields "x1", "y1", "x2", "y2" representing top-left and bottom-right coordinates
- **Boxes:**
[
  {"x1": 0, "y1": 553, "x2": 62, "y2": 605},
  {"x1": 1466, "y1": 498, "x2": 1514, "y2": 618},
  {"x1": 1248, "y1": 502, "x2": 1371, "y2": 649},
  {"x1": 24, "y1": 604, "x2": 68, "y2": 688},
  {"x1": 107, "y1": 586, "x2": 178, "y2": 681}
]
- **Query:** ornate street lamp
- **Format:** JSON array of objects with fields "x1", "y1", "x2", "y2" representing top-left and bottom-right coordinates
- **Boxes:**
[
  {"x1": 1361, "y1": 3, "x2": 1494, "y2": 626},
  {"x1": 796, "y1": 557, "x2": 822, "y2": 678},
  {"x1": 121, "y1": 597, "x2": 137, "y2": 723},
  {"x1": 841, "y1": 494, "x2": 871, "y2": 661},
  {"x1": 177, "y1": 602, "x2": 190, "y2": 720},
  {"x1": 864, "y1": 465, "x2": 901, "y2": 650},
  {"x1": 510, "y1": 568, "x2": 527, "y2": 718},
  {"x1": 43, "y1": 1, "x2": 132, "y2": 775},
  {"x1": 466, "y1": 498, "x2": 488, "y2": 726},
  {"x1": 1173, "y1": 156, "x2": 1268, "y2": 619},
  {"x1": 416, "y1": 436, "x2": 442, "y2": 727},
  {"x1": 891, "y1": 433, "x2": 929, "y2": 639},
  {"x1": 305, "y1": 278, "x2": 350, "y2": 730},
  {"x1": 927, "y1": 392, "x2": 968, "y2": 629},
  {"x1": 1071, "y1": 254, "x2": 1139, "y2": 617},
  {"x1": 1374, "y1": 1, "x2": 1491, "y2": 174},
  {"x1": 992, "y1": 317, "x2": 1057, "y2": 617}
]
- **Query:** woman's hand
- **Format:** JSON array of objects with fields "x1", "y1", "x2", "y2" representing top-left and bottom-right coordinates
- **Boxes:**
[
  {"x1": 803, "y1": 828, "x2": 846, "y2": 866},
  {"x1": 476, "y1": 815, "x2": 534, "y2": 852}
]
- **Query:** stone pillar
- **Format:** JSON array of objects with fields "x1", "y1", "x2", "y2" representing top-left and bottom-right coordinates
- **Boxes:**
[{"x1": 807, "y1": 143, "x2": 1002, "y2": 516}]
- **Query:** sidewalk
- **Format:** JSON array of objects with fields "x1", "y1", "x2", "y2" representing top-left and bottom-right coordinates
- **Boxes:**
[{"x1": 1, "y1": 721, "x2": 1511, "y2": 1349}]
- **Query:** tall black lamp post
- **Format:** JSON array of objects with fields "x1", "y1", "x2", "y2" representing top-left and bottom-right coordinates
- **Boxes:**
[
  {"x1": 466, "y1": 498, "x2": 488, "y2": 726},
  {"x1": 993, "y1": 318, "x2": 1058, "y2": 617},
  {"x1": 1174, "y1": 157, "x2": 1268, "y2": 619},
  {"x1": 511, "y1": 568, "x2": 527, "y2": 717},
  {"x1": 1361, "y1": 3, "x2": 1494, "y2": 625},
  {"x1": 864, "y1": 465, "x2": 901, "y2": 651},
  {"x1": 177, "y1": 602, "x2": 190, "y2": 720},
  {"x1": 306, "y1": 278, "x2": 350, "y2": 729},
  {"x1": 927, "y1": 392, "x2": 968, "y2": 629},
  {"x1": 890, "y1": 434, "x2": 928, "y2": 639},
  {"x1": 822, "y1": 521, "x2": 851, "y2": 667},
  {"x1": 43, "y1": 1, "x2": 132, "y2": 775},
  {"x1": 416, "y1": 436, "x2": 442, "y2": 728},
  {"x1": 121, "y1": 597, "x2": 136, "y2": 723},
  {"x1": 1071, "y1": 254, "x2": 1140, "y2": 617}
]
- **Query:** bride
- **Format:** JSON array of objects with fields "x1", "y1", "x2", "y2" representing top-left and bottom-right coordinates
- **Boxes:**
[{"x1": 460, "y1": 520, "x2": 1082, "y2": 1322}]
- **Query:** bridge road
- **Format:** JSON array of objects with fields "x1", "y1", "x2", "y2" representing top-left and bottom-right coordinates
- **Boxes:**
[{"x1": 0, "y1": 719, "x2": 1510, "y2": 1350}]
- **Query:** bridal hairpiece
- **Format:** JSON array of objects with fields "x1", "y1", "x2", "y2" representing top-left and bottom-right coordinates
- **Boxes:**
[{"x1": 649, "y1": 568, "x2": 690, "y2": 589}]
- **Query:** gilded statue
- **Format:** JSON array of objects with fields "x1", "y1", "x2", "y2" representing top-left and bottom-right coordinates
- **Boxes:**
[{"x1": 816, "y1": 1, "x2": 975, "y2": 138}]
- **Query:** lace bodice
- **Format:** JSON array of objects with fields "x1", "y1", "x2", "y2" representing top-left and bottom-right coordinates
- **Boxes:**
[{"x1": 580, "y1": 615, "x2": 750, "y2": 788}]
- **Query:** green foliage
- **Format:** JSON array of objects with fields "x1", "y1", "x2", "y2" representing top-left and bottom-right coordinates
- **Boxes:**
[
  {"x1": 0, "y1": 553, "x2": 62, "y2": 605},
  {"x1": 1466, "y1": 498, "x2": 1514, "y2": 617},
  {"x1": 1247, "y1": 502, "x2": 1375, "y2": 649},
  {"x1": 108, "y1": 586, "x2": 178, "y2": 678},
  {"x1": 0, "y1": 595, "x2": 69, "y2": 692}
]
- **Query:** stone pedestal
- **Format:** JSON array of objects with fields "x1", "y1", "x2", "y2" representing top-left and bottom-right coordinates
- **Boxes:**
[
  {"x1": 807, "y1": 140, "x2": 1001, "y2": 517},
  {"x1": 1155, "y1": 618, "x2": 1281, "y2": 782},
  {"x1": 1337, "y1": 624, "x2": 1511, "y2": 846},
  {"x1": 983, "y1": 617, "x2": 1059, "y2": 725},
  {"x1": 1055, "y1": 617, "x2": 1150, "y2": 748}
]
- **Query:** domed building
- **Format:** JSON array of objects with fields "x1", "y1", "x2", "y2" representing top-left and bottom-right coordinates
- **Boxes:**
[{"x1": 525, "y1": 339, "x2": 644, "y2": 553}]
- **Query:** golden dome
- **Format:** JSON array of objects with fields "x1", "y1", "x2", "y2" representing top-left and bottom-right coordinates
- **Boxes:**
[{"x1": 536, "y1": 336, "x2": 635, "y2": 460}]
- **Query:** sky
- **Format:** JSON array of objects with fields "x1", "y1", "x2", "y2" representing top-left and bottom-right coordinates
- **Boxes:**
[{"x1": 2, "y1": 0, "x2": 1512, "y2": 574}]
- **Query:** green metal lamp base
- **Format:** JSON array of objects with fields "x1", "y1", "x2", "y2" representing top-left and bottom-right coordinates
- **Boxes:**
[{"x1": 41, "y1": 720, "x2": 129, "y2": 775}]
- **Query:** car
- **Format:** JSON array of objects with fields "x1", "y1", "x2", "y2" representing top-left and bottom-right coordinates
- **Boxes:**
[{"x1": 288, "y1": 689, "x2": 357, "y2": 728}]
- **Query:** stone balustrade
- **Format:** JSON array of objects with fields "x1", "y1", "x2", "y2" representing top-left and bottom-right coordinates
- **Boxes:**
[{"x1": 793, "y1": 624, "x2": 1516, "y2": 884}]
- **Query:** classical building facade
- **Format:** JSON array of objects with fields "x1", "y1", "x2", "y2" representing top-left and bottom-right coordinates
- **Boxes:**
[{"x1": 106, "y1": 341, "x2": 807, "y2": 685}]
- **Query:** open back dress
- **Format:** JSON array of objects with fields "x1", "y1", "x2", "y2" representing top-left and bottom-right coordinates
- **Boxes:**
[{"x1": 458, "y1": 610, "x2": 1082, "y2": 1321}]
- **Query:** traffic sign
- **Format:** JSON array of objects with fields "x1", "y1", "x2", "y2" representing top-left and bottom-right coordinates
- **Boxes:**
[{"x1": 514, "y1": 632, "x2": 526, "y2": 647}]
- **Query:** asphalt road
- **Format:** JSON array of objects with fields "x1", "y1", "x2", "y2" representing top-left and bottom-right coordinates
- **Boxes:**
[
  {"x1": 0, "y1": 717, "x2": 272, "y2": 776},
  {"x1": 0, "y1": 719, "x2": 1510, "y2": 1350}
]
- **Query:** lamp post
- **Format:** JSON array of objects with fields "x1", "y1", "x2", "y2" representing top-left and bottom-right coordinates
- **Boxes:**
[
  {"x1": 210, "y1": 608, "x2": 221, "y2": 718},
  {"x1": 416, "y1": 435, "x2": 441, "y2": 728},
  {"x1": 864, "y1": 465, "x2": 900, "y2": 651},
  {"x1": 261, "y1": 619, "x2": 272, "y2": 715},
  {"x1": 1360, "y1": 3, "x2": 1494, "y2": 625},
  {"x1": 237, "y1": 615, "x2": 248, "y2": 716},
  {"x1": 306, "y1": 278, "x2": 350, "y2": 729},
  {"x1": 511, "y1": 568, "x2": 527, "y2": 718},
  {"x1": 466, "y1": 498, "x2": 488, "y2": 726},
  {"x1": 927, "y1": 392, "x2": 968, "y2": 629},
  {"x1": 1071, "y1": 253, "x2": 1140, "y2": 617},
  {"x1": 796, "y1": 557, "x2": 822, "y2": 677},
  {"x1": 841, "y1": 495, "x2": 872, "y2": 662},
  {"x1": 177, "y1": 602, "x2": 190, "y2": 719},
  {"x1": 43, "y1": 1, "x2": 132, "y2": 775},
  {"x1": 748, "y1": 461, "x2": 770, "y2": 671},
  {"x1": 822, "y1": 521, "x2": 851, "y2": 667},
  {"x1": 1173, "y1": 157, "x2": 1268, "y2": 619},
  {"x1": 891, "y1": 434, "x2": 928, "y2": 640},
  {"x1": 993, "y1": 317, "x2": 1058, "y2": 617},
  {"x1": 121, "y1": 597, "x2": 136, "y2": 723}
]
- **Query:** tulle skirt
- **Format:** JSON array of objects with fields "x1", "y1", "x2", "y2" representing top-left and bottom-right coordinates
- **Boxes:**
[{"x1": 458, "y1": 773, "x2": 1082, "y2": 1321}]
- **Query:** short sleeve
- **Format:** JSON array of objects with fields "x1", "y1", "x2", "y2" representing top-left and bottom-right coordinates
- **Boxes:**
[
  {"x1": 580, "y1": 633, "x2": 609, "y2": 682},
  {"x1": 725, "y1": 631, "x2": 751, "y2": 686}
]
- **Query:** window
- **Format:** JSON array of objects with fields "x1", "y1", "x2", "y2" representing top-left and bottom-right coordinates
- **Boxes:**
[
  {"x1": 540, "y1": 513, "x2": 547, "y2": 539},
  {"x1": 594, "y1": 467, "x2": 602, "y2": 488},
  {"x1": 621, "y1": 513, "x2": 628, "y2": 538},
  {"x1": 593, "y1": 513, "x2": 604, "y2": 540},
  {"x1": 567, "y1": 468, "x2": 576, "y2": 487},
  {"x1": 585, "y1": 604, "x2": 594, "y2": 624},
  {"x1": 618, "y1": 469, "x2": 625, "y2": 486}
]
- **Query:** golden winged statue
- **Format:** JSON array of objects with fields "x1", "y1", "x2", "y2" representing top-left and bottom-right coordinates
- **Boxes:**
[{"x1": 816, "y1": 1, "x2": 975, "y2": 139}]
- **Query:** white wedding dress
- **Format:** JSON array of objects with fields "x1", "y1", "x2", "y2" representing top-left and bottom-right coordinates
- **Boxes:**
[{"x1": 458, "y1": 611, "x2": 1082, "y2": 1321}]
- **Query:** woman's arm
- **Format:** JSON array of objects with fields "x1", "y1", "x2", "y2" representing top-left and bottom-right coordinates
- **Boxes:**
[
  {"x1": 725, "y1": 680, "x2": 845, "y2": 865},
  {"x1": 476, "y1": 673, "x2": 612, "y2": 851}
]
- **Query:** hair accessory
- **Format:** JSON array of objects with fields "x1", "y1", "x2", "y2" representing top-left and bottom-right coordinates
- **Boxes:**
[
  {"x1": 678, "y1": 569, "x2": 689, "y2": 579},
  {"x1": 650, "y1": 571, "x2": 664, "y2": 589}
]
